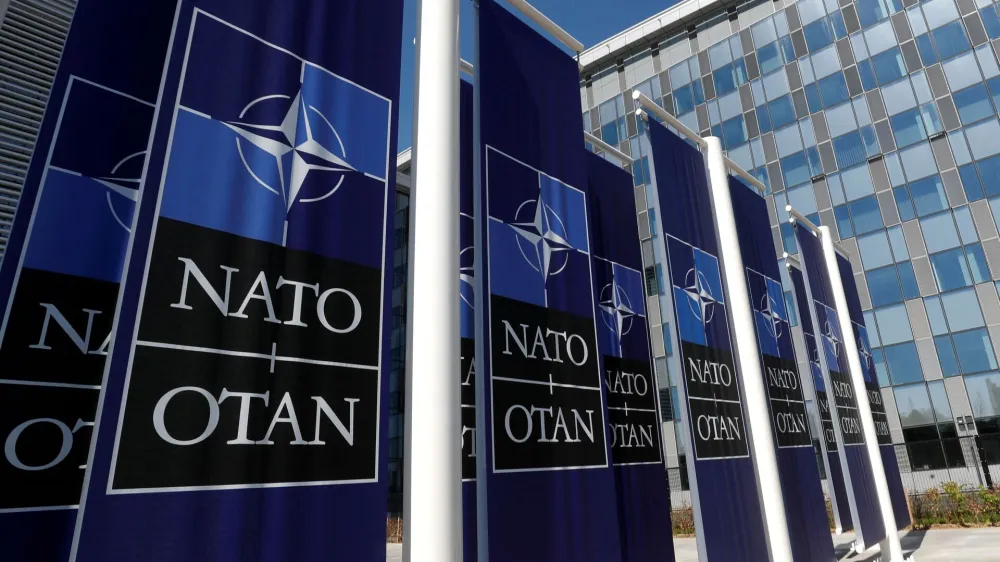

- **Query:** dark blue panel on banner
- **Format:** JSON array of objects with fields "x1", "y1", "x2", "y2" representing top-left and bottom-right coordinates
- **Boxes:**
[
  {"x1": 835, "y1": 254, "x2": 910, "y2": 531},
  {"x1": 645, "y1": 120, "x2": 768, "y2": 561},
  {"x1": 587, "y1": 152, "x2": 673, "y2": 562},
  {"x1": 0, "y1": 1, "x2": 175, "y2": 559},
  {"x1": 476, "y1": 1, "x2": 622, "y2": 560},
  {"x1": 459, "y1": 78, "x2": 478, "y2": 562},
  {"x1": 794, "y1": 226, "x2": 886, "y2": 548},
  {"x1": 788, "y1": 264, "x2": 853, "y2": 533},
  {"x1": 729, "y1": 179, "x2": 834, "y2": 562},
  {"x1": 71, "y1": 1, "x2": 402, "y2": 560}
]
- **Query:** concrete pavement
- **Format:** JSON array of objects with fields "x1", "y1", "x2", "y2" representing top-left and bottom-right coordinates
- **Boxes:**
[{"x1": 386, "y1": 528, "x2": 1000, "y2": 560}]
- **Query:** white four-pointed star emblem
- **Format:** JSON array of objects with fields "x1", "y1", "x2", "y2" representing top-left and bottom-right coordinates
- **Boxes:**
[
  {"x1": 92, "y1": 150, "x2": 144, "y2": 232},
  {"x1": 760, "y1": 292, "x2": 784, "y2": 339},
  {"x1": 684, "y1": 268, "x2": 718, "y2": 325},
  {"x1": 509, "y1": 195, "x2": 572, "y2": 282},
  {"x1": 858, "y1": 335, "x2": 873, "y2": 369},
  {"x1": 824, "y1": 320, "x2": 841, "y2": 358},
  {"x1": 225, "y1": 89, "x2": 354, "y2": 213},
  {"x1": 460, "y1": 246, "x2": 475, "y2": 309},
  {"x1": 600, "y1": 280, "x2": 635, "y2": 343}
]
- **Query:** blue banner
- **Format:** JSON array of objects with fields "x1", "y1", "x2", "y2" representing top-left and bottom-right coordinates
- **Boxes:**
[
  {"x1": 728, "y1": 180, "x2": 834, "y2": 561},
  {"x1": 475, "y1": 1, "x2": 622, "y2": 560},
  {"x1": 787, "y1": 263, "x2": 853, "y2": 533},
  {"x1": 0, "y1": 1, "x2": 175, "y2": 559},
  {"x1": 835, "y1": 254, "x2": 910, "y2": 531},
  {"x1": 793, "y1": 225, "x2": 886, "y2": 548},
  {"x1": 586, "y1": 152, "x2": 673, "y2": 562},
  {"x1": 644, "y1": 120, "x2": 767, "y2": 561},
  {"x1": 70, "y1": 1, "x2": 402, "y2": 559},
  {"x1": 459, "y1": 77, "x2": 477, "y2": 562}
]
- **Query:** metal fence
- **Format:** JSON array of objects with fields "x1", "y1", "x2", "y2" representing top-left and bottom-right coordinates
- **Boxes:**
[
  {"x1": 895, "y1": 434, "x2": 1000, "y2": 494},
  {"x1": 661, "y1": 435, "x2": 1000, "y2": 509}
]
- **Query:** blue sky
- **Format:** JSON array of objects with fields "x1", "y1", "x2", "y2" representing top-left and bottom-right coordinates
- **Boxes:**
[{"x1": 396, "y1": 0, "x2": 676, "y2": 151}]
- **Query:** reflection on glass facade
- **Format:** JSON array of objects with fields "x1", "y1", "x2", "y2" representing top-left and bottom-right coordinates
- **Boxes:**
[{"x1": 580, "y1": 0, "x2": 1000, "y2": 482}]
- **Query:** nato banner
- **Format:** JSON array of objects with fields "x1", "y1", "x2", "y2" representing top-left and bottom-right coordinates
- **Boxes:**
[
  {"x1": 0, "y1": 1, "x2": 175, "y2": 559},
  {"x1": 835, "y1": 254, "x2": 910, "y2": 531},
  {"x1": 459, "y1": 77, "x2": 478, "y2": 562},
  {"x1": 70, "y1": 1, "x2": 402, "y2": 560},
  {"x1": 586, "y1": 151, "x2": 673, "y2": 562},
  {"x1": 787, "y1": 263, "x2": 853, "y2": 534},
  {"x1": 644, "y1": 120, "x2": 768, "y2": 561},
  {"x1": 793, "y1": 224, "x2": 886, "y2": 549},
  {"x1": 728, "y1": 179, "x2": 834, "y2": 561},
  {"x1": 475, "y1": 1, "x2": 621, "y2": 560}
]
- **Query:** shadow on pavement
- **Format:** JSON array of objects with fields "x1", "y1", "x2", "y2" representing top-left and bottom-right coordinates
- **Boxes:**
[{"x1": 834, "y1": 530, "x2": 927, "y2": 561}]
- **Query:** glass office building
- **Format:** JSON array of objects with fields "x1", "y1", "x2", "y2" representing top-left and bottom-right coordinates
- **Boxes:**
[
  {"x1": 578, "y1": 0, "x2": 1000, "y2": 497},
  {"x1": 4, "y1": 0, "x2": 1000, "y2": 514}
]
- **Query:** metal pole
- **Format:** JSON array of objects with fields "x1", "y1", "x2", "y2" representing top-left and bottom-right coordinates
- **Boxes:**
[
  {"x1": 583, "y1": 130, "x2": 632, "y2": 165},
  {"x1": 632, "y1": 91, "x2": 767, "y2": 195},
  {"x1": 403, "y1": 0, "x2": 463, "y2": 559},
  {"x1": 503, "y1": 0, "x2": 584, "y2": 52},
  {"x1": 704, "y1": 138, "x2": 793, "y2": 562},
  {"x1": 817, "y1": 225, "x2": 907, "y2": 562},
  {"x1": 976, "y1": 436, "x2": 994, "y2": 489}
]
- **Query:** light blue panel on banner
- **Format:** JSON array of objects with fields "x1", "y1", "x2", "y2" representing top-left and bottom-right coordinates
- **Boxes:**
[
  {"x1": 70, "y1": 1, "x2": 403, "y2": 560},
  {"x1": 0, "y1": 2, "x2": 175, "y2": 560}
]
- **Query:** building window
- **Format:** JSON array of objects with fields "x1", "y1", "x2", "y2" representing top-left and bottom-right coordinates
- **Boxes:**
[
  {"x1": 953, "y1": 84, "x2": 995, "y2": 125},
  {"x1": 965, "y1": 371, "x2": 1000, "y2": 418},
  {"x1": 803, "y1": 17, "x2": 835, "y2": 52},
  {"x1": 872, "y1": 49, "x2": 907, "y2": 85},
  {"x1": 867, "y1": 265, "x2": 904, "y2": 307},
  {"x1": 644, "y1": 266, "x2": 658, "y2": 297},
  {"x1": 884, "y1": 341, "x2": 923, "y2": 384},
  {"x1": 935, "y1": 334, "x2": 961, "y2": 377},
  {"x1": 599, "y1": 95, "x2": 627, "y2": 146},
  {"x1": 959, "y1": 164, "x2": 986, "y2": 201},
  {"x1": 952, "y1": 328, "x2": 998, "y2": 374},
  {"x1": 856, "y1": 0, "x2": 891, "y2": 28},
  {"x1": 931, "y1": 20, "x2": 971, "y2": 61}
]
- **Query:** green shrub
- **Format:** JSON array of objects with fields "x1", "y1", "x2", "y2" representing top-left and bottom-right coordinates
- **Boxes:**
[
  {"x1": 909, "y1": 482, "x2": 1000, "y2": 528},
  {"x1": 671, "y1": 505, "x2": 695, "y2": 536}
]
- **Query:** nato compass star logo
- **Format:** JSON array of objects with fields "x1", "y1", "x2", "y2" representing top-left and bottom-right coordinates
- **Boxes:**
[
  {"x1": 225, "y1": 89, "x2": 355, "y2": 239},
  {"x1": 810, "y1": 338, "x2": 821, "y2": 366},
  {"x1": 683, "y1": 267, "x2": 719, "y2": 325},
  {"x1": 824, "y1": 319, "x2": 841, "y2": 359},
  {"x1": 459, "y1": 245, "x2": 475, "y2": 309},
  {"x1": 509, "y1": 194, "x2": 572, "y2": 282},
  {"x1": 600, "y1": 278, "x2": 636, "y2": 344},
  {"x1": 94, "y1": 151, "x2": 144, "y2": 233},
  {"x1": 159, "y1": 16, "x2": 392, "y2": 265},
  {"x1": 760, "y1": 290, "x2": 785, "y2": 340},
  {"x1": 858, "y1": 334, "x2": 873, "y2": 370}
]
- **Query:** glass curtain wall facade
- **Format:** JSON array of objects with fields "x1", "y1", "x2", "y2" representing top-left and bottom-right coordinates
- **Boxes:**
[{"x1": 581, "y1": 0, "x2": 1000, "y2": 493}]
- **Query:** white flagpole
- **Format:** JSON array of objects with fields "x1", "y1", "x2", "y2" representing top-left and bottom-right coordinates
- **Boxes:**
[
  {"x1": 704, "y1": 138, "x2": 793, "y2": 562},
  {"x1": 817, "y1": 225, "x2": 907, "y2": 562},
  {"x1": 403, "y1": 0, "x2": 463, "y2": 559}
]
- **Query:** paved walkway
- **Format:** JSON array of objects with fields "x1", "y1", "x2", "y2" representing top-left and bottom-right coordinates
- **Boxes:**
[{"x1": 386, "y1": 528, "x2": 1000, "y2": 561}]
